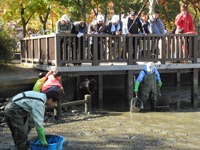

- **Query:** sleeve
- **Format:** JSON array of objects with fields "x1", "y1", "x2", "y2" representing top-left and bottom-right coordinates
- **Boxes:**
[
  {"x1": 119, "y1": 21, "x2": 123, "y2": 35},
  {"x1": 189, "y1": 15, "x2": 194, "y2": 32},
  {"x1": 154, "y1": 68, "x2": 161, "y2": 83},
  {"x1": 56, "y1": 21, "x2": 65, "y2": 34},
  {"x1": 107, "y1": 23, "x2": 112, "y2": 34},
  {"x1": 175, "y1": 14, "x2": 184, "y2": 26},
  {"x1": 89, "y1": 23, "x2": 94, "y2": 34},
  {"x1": 125, "y1": 17, "x2": 129, "y2": 34},
  {"x1": 67, "y1": 22, "x2": 71, "y2": 30},
  {"x1": 136, "y1": 71, "x2": 146, "y2": 83},
  {"x1": 85, "y1": 81, "x2": 90, "y2": 88},
  {"x1": 160, "y1": 19, "x2": 165, "y2": 34}
]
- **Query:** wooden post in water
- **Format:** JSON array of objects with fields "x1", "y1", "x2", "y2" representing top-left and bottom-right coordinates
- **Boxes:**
[
  {"x1": 98, "y1": 75, "x2": 103, "y2": 110},
  {"x1": 176, "y1": 71, "x2": 181, "y2": 87},
  {"x1": 85, "y1": 94, "x2": 91, "y2": 113},
  {"x1": 191, "y1": 68, "x2": 198, "y2": 109},
  {"x1": 126, "y1": 70, "x2": 134, "y2": 109}
]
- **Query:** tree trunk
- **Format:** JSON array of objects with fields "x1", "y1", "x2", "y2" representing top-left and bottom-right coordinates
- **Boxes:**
[
  {"x1": 20, "y1": 6, "x2": 27, "y2": 37},
  {"x1": 149, "y1": 0, "x2": 156, "y2": 20}
]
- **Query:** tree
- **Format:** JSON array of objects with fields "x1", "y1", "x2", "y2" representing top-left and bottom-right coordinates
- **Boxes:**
[{"x1": 0, "y1": 0, "x2": 40, "y2": 37}]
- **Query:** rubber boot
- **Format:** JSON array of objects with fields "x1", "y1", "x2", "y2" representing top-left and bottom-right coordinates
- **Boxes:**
[{"x1": 151, "y1": 103, "x2": 156, "y2": 112}]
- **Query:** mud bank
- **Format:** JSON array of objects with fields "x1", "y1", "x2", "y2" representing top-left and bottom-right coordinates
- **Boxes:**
[{"x1": 1, "y1": 86, "x2": 200, "y2": 150}]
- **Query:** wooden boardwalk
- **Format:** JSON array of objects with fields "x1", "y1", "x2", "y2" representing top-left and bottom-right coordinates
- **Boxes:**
[{"x1": 21, "y1": 34, "x2": 200, "y2": 110}]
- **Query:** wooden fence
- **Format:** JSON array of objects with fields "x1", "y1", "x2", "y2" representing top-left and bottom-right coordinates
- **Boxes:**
[{"x1": 21, "y1": 33, "x2": 199, "y2": 66}]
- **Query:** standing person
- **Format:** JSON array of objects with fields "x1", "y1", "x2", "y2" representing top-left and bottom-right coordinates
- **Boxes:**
[
  {"x1": 4, "y1": 90, "x2": 60, "y2": 149},
  {"x1": 149, "y1": 10, "x2": 164, "y2": 59},
  {"x1": 134, "y1": 62, "x2": 162, "y2": 111},
  {"x1": 71, "y1": 21, "x2": 88, "y2": 66},
  {"x1": 149, "y1": 10, "x2": 164, "y2": 34},
  {"x1": 33, "y1": 67, "x2": 57, "y2": 92},
  {"x1": 56, "y1": 14, "x2": 71, "y2": 66},
  {"x1": 175, "y1": 4, "x2": 194, "y2": 34},
  {"x1": 140, "y1": 11, "x2": 150, "y2": 34},
  {"x1": 107, "y1": 15, "x2": 123, "y2": 59},
  {"x1": 41, "y1": 71, "x2": 65, "y2": 95},
  {"x1": 89, "y1": 15, "x2": 107, "y2": 59},
  {"x1": 125, "y1": 10, "x2": 145, "y2": 61}
]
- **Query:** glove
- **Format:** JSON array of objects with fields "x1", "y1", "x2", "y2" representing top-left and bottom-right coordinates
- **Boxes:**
[
  {"x1": 94, "y1": 32, "x2": 98, "y2": 34},
  {"x1": 158, "y1": 82, "x2": 162, "y2": 87},
  {"x1": 36, "y1": 127, "x2": 48, "y2": 147},
  {"x1": 100, "y1": 32, "x2": 105, "y2": 34},
  {"x1": 134, "y1": 81, "x2": 140, "y2": 93}
]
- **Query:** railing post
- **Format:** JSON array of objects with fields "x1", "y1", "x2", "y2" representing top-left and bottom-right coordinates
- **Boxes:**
[
  {"x1": 193, "y1": 35, "x2": 198, "y2": 63},
  {"x1": 93, "y1": 36, "x2": 98, "y2": 66},
  {"x1": 85, "y1": 94, "x2": 91, "y2": 113},
  {"x1": 161, "y1": 35, "x2": 166, "y2": 64},
  {"x1": 128, "y1": 36, "x2": 132, "y2": 65},
  {"x1": 55, "y1": 35, "x2": 61, "y2": 66}
]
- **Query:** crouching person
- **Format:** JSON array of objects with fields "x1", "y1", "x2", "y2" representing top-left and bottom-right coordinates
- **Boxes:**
[
  {"x1": 4, "y1": 90, "x2": 60, "y2": 149},
  {"x1": 134, "y1": 62, "x2": 162, "y2": 111}
]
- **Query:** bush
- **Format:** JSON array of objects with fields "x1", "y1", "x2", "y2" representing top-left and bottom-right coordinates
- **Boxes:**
[{"x1": 0, "y1": 30, "x2": 17, "y2": 66}]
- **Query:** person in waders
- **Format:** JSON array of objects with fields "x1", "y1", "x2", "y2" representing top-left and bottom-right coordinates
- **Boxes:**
[
  {"x1": 134, "y1": 62, "x2": 162, "y2": 111},
  {"x1": 4, "y1": 90, "x2": 60, "y2": 150}
]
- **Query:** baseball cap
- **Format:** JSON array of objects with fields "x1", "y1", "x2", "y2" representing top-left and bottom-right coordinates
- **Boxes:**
[
  {"x1": 61, "y1": 15, "x2": 68, "y2": 22},
  {"x1": 111, "y1": 15, "x2": 119, "y2": 23},
  {"x1": 130, "y1": 10, "x2": 137, "y2": 16},
  {"x1": 97, "y1": 15, "x2": 104, "y2": 22}
]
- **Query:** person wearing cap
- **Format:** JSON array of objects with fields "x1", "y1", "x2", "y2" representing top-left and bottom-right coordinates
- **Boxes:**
[
  {"x1": 89, "y1": 15, "x2": 107, "y2": 59},
  {"x1": 56, "y1": 14, "x2": 71, "y2": 66},
  {"x1": 149, "y1": 10, "x2": 164, "y2": 34},
  {"x1": 88, "y1": 15, "x2": 107, "y2": 34},
  {"x1": 134, "y1": 62, "x2": 162, "y2": 111},
  {"x1": 125, "y1": 10, "x2": 145, "y2": 61},
  {"x1": 71, "y1": 21, "x2": 88, "y2": 65},
  {"x1": 4, "y1": 90, "x2": 60, "y2": 149},
  {"x1": 56, "y1": 14, "x2": 71, "y2": 34},
  {"x1": 107, "y1": 15, "x2": 123, "y2": 59},
  {"x1": 175, "y1": 4, "x2": 194, "y2": 34}
]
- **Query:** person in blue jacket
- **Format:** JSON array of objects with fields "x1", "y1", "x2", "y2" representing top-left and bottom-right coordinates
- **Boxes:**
[{"x1": 134, "y1": 62, "x2": 162, "y2": 111}]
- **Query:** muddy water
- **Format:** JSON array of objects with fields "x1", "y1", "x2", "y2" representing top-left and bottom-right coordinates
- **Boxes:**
[{"x1": 1, "y1": 85, "x2": 200, "y2": 149}]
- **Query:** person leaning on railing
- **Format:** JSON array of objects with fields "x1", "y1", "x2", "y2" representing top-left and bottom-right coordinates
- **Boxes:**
[
  {"x1": 88, "y1": 14, "x2": 107, "y2": 60},
  {"x1": 71, "y1": 21, "x2": 88, "y2": 66},
  {"x1": 107, "y1": 15, "x2": 123, "y2": 59},
  {"x1": 56, "y1": 15, "x2": 71, "y2": 66}
]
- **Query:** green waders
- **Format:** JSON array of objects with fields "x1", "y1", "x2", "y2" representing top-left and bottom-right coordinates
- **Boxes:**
[
  {"x1": 4, "y1": 100, "x2": 35, "y2": 150},
  {"x1": 141, "y1": 73, "x2": 157, "y2": 111}
]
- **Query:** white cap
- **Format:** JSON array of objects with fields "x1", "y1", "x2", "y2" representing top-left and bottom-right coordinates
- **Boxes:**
[
  {"x1": 97, "y1": 15, "x2": 104, "y2": 22},
  {"x1": 61, "y1": 15, "x2": 68, "y2": 22},
  {"x1": 146, "y1": 62, "x2": 154, "y2": 73},
  {"x1": 112, "y1": 15, "x2": 119, "y2": 23}
]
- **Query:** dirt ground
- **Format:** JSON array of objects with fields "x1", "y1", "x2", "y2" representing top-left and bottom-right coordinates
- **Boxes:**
[{"x1": 1, "y1": 62, "x2": 200, "y2": 150}]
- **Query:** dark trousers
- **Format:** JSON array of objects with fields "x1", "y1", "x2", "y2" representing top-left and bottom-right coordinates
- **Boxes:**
[{"x1": 4, "y1": 101, "x2": 34, "y2": 149}]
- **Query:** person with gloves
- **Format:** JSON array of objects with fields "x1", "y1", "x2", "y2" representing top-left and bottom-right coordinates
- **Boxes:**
[
  {"x1": 134, "y1": 62, "x2": 162, "y2": 111},
  {"x1": 4, "y1": 90, "x2": 60, "y2": 149}
]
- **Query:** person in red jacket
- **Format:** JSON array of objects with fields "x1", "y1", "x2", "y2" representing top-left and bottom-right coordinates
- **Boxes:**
[{"x1": 175, "y1": 4, "x2": 194, "y2": 34}]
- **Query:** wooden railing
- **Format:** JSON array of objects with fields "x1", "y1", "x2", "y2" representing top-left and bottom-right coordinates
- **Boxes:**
[{"x1": 21, "y1": 33, "x2": 199, "y2": 66}]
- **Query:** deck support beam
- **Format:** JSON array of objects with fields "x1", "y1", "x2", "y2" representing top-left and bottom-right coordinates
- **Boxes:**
[
  {"x1": 98, "y1": 75, "x2": 103, "y2": 110},
  {"x1": 126, "y1": 71, "x2": 134, "y2": 110},
  {"x1": 191, "y1": 68, "x2": 198, "y2": 109}
]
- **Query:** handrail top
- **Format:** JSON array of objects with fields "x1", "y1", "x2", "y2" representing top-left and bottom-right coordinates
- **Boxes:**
[{"x1": 21, "y1": 33, "x2": 198, "y2": 40}]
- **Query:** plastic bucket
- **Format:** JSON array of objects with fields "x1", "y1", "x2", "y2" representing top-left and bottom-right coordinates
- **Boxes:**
[{"x1": 30, "y1": 135, "x2": 65, "y2": 150}]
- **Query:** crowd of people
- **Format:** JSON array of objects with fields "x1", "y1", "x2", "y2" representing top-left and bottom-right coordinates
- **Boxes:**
[{"x1": 55, "y1": 4, "x2": 194, "y2": 64}]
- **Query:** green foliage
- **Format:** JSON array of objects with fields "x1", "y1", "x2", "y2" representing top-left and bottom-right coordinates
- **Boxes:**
[{"x1": 0, "y1": 29, "x2": 17, "y2": 66}]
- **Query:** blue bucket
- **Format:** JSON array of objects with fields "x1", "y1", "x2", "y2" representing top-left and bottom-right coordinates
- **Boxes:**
[{"x1": 30, "y1": 135, "x2": 65, "y2": 150}]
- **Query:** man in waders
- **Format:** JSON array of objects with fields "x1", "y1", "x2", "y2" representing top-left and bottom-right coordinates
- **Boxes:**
[
  {"x1": 134, "y1": 62, "x2": 162, "y2": 111},
  {"x1": 4, "y1": 90, "x2": 60, "y2": 150}
]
